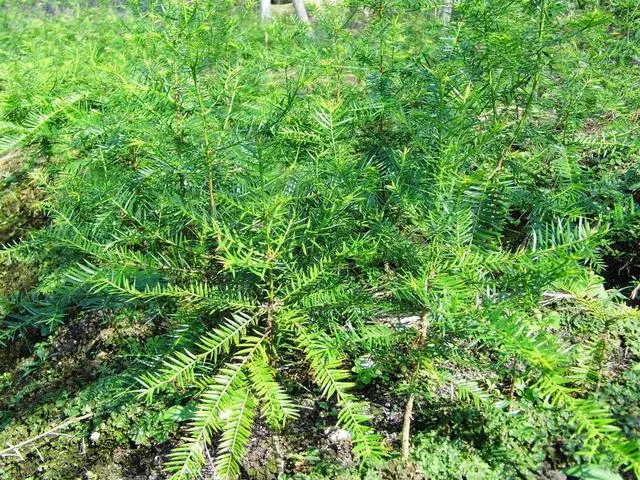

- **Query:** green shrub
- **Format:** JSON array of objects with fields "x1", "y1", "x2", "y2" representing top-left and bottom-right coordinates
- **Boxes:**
[{"x1": 1, "y1": 0, "x2": 639, "y2": 479}]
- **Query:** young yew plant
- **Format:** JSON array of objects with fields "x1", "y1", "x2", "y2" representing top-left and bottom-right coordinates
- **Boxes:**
[{"x1": 24, "y1": 2, "x2": 396, "y2": 477}]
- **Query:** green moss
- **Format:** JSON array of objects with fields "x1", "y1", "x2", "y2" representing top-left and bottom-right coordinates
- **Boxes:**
[
  {"x1": 0, "y1": 259, "x2": 38, "y2": 296},
  {"x1": 0, "y1": 173, "x2": 46, "y2": 245}
]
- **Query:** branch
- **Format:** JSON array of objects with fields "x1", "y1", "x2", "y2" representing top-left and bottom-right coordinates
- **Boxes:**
[{"x1": 0, "y1": 413, "x2": 93, "y2": 459}]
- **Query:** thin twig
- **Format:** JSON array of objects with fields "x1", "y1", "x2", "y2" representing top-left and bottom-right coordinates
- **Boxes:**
[{"x1": 0, "y1": 413, "x2": 93, "y2": 459}]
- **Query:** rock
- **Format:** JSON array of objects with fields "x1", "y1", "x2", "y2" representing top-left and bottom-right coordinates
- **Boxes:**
[{"x1": 326, "y1": 427, "x2": 352, "y2": 444}]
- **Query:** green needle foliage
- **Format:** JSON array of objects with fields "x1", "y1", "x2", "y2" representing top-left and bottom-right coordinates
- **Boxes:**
[{"x1": 1, "y1": 0, "x2": 639, "y2": 479}]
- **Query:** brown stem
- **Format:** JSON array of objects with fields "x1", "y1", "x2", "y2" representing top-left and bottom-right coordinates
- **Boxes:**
[
  {"x1": 208, "y1": 173, "x2": 216, "y2": 214},
  {"x1": 401, "y1": 393, "x2": 415, "y2": 459},
  {"x1": 401, "y1": 307, "x2": 429, "y2": 460},
  {"x1": 190, "y1": 64, "x2": 216, "y2": 215},
  {"x1": 509, "y1": 375, "x2": 516, "y2": 401},
  {"x1": 419, "y1": 307, "x2": 429, "y2": 341},
  {"x1": 377, "y1": 1, "x2": 385, "y2": 136}
]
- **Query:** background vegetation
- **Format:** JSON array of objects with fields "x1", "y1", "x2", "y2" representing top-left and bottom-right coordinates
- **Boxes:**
[{"x1": 0, "y1": 0, "x2": 639, "y2": 479}]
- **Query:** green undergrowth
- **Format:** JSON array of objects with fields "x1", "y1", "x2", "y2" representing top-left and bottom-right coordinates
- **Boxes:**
[
  {"x1": 1, "y1": 0, "x2": 640, "y2": 479},
  {"x1": 0, "y1": 308, "x2": 182, "y2": 479}
]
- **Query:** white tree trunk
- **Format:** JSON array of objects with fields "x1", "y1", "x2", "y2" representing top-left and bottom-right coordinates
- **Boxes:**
[
  {"x1": 292, "y1": 0, "x2": 310, "y2": 23},
  {"x1": 261, "y1": 0, "x2": 271, "y2": 22},
  {"x1": 439, "y1": 0, "x2": 453, "y2": 23}
]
